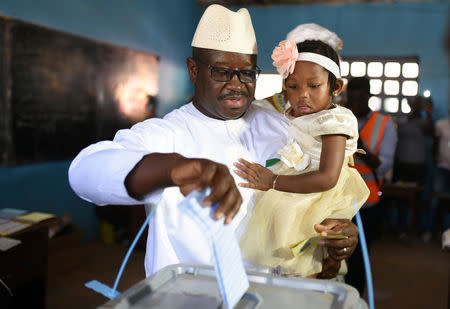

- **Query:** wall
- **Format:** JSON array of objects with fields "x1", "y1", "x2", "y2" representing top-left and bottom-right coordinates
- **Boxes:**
[
  {"x1": 247, "y1": 2, "x2": 449, "y2": 119},
  {"x1": 0, "y1": 0, "x2": 201, "y2": 240},
  {"x1": 0, "y1": 162, "x2": 99, "y2": 240}
]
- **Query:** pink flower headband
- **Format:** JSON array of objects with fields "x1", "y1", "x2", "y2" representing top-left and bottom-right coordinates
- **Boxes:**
[{"x1": 271, "y1": 39, "x2": 341, "y2": 79}]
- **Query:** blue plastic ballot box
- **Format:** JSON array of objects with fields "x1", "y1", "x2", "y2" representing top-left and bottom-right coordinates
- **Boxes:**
[{"x1": 98, "y1": 264, "x2": 367, "y2": 309}]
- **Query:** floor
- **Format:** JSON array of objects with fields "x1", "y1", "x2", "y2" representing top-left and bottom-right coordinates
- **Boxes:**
[
  {"x1": 46, "y1": 241, "x2": 146, "y2": 309},
  {"x1": 45, "y1": 233, "x2": 449, "y2": 309},
  {"x1": 367, "y1": 236, "x2": 449, "y2": 309}
]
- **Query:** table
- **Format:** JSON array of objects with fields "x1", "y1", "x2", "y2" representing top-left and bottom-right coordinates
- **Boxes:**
[
  {"x1": 381, "y1": 182, "x2": 423, "y2": 235},
  {"x1": 0, "y1": 217, "x2": 58, "y2": 309}
]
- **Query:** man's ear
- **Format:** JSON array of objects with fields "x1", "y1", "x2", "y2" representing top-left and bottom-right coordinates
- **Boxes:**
[
  {"x1": 334, "y1": 78, "x2": 345, "y2": 96},
  {"x1": 186, "y1": 57, "x2": 197, "y2": 83}
]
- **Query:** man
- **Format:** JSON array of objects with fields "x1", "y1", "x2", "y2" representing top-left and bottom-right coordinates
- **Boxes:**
[
  {"x1": 394, "y1": 96, "x2": 433, "y2": 183},
  {"x1": 394, "y1": 96, "x2": 433, "y2": 239},
  {"x1": 345, "y1": 77, "x2": 397, "y2": 294},
  {"x1": 69, "y1": 4, "x2": 358, "y2": 278}
]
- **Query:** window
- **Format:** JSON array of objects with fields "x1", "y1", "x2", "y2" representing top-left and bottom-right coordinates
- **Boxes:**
[
  {"x1": 367, "y1": 62, "x2": 383, "y2": 77},
  {"x1": 370, "y1": 79, "x2": 382, "y2": 95},
  {"x1": 255, "y1": 56, "x2": 420, "y2": 116},
  {"x1": 254, "y1": 73, "x2": 283, "y2": 100},
  {"x1": 350, "y1": 62, "x2": 366, "y2": 77},
  {"x1": 341, "y1": 56, "x2": 420, "y2": 115},
  {"x1": 368, "y1": 96, "x2": 382, "y2": 111}
]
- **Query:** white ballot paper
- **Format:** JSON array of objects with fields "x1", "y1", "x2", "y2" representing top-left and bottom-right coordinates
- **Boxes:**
[{"x1": 178, "y1": 189, "x2": 249, "y2": 309}]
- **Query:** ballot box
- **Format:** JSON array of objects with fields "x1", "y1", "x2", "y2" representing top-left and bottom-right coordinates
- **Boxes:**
[{"x1": 99, "y1": 264, "x2": 367, "y2": 309}]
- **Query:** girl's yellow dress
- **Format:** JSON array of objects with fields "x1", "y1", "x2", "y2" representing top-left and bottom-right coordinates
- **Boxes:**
[{"x1": 240, "y1": 105, "x2": 369, "y2": 277}]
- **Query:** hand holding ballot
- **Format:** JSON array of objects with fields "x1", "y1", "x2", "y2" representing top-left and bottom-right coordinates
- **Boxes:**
[
  {"x1": 170, "y1": 157, "x2": 242, "y2": 224},
  {"x1": 314, "y1": 218, "x2": 359, "y2": 261},
  {"x1": 290, "y1": 234, "x2": 348, "y2": 257},
  {"x1": 124, "y1": 153, "x2": 242, "y2": 225}
]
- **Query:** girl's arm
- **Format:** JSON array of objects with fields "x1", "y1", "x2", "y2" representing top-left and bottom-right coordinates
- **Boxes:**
[{"x1": 234, "y1": 134, "x2": 347, "y2": 193}]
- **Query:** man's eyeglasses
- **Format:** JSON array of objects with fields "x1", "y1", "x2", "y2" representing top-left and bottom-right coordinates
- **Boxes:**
[{"x1": 196, "y1": 59, "x2": 261, "y2": 84}]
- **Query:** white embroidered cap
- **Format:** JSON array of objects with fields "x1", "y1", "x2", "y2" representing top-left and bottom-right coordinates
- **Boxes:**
[
  {"x1": 191, "y1": 4, "x2": 258, "y2": 55},
  {"x1": 286, "y1": 23, "x2": 343, "y2": 52}
]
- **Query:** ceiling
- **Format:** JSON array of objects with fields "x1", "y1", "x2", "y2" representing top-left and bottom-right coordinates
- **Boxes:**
[{"x1": 196, "y1": 0, "x2": 442, "y2": 7}]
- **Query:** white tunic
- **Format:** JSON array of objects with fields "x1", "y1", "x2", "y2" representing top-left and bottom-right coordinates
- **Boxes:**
[{"x1": 68, "y1": 102, "x2": 288, "y2": 276}]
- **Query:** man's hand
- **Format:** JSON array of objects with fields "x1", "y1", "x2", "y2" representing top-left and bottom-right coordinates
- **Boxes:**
[
  {"x1": 171, "y1": 158, "x2": 242, "y2": 224},
  {"x1": 125, "y1": 153, "x2": 242, "y2": 224},
  {"x1": 314, "y1": 219, "x2": 358, "y2": 278},
  {"x1": 315, "y1": 219, "x2": 358, "y2": 261}
]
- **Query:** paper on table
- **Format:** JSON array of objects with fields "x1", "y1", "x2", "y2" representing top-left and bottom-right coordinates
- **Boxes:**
[
  {"x1": 0, "y1": 220, "x2": 31, "y2": 236},
  {"x1": 178, "y1": 190, "x2": 249, "y2": 309},
  {"x1": 0, "y1": 236, "x2": 22, "y2": 251},
  {"x1": 17, "y1": 212, "x2": 55, "y2": 223},
  {"x1": 0, "y1": 208, "x2": 28, "y2": 218}
]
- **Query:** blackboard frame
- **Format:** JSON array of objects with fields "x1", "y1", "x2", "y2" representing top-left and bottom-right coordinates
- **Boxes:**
[{"x1": 0, "y1": 16, "x2": 159, "y2": 166}]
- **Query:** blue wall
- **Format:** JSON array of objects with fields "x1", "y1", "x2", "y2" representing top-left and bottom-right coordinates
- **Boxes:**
[
  {"x1": 247, "y1": 2, "x2": 449, "y2": 119},
  {"x1": 0, "y1": 161, "x2": 99, "y2": 240},
  {"x1": 0, "y1": 0, "x2": 201, "y2": 240}
]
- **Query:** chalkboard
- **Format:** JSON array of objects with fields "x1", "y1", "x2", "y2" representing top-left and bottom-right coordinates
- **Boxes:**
[{"x1": 0, "y1": 16, "x2": 158, "y2": 165}]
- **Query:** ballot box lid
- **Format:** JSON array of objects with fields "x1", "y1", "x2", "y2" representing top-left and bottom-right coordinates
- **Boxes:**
[{"x1": 99, "y1": 264, "x2": 367, "y2": 309}]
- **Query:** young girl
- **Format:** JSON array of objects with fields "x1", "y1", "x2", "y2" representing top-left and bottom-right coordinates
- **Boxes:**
[{"x1": 235, "y1": 25, "x2": 369, "y2": 278}]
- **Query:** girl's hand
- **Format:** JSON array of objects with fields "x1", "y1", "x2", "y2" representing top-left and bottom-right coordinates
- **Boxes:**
[
  {"x1": 316, "y1": 256, "x2": 341, "y2": 279},
  {"x1": 234, "y1": 158, "x2": 275, "y2": 191}
]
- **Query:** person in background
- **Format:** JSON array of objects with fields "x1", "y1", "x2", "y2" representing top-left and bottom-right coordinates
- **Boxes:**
[
  {"x1": 68, "y1": 4, "x2": 359, "y2": 279},
  {"x1": 436, "y1": 17, "x2": 450, "y2": 249},
  {"x1": 394, "y1": 96, "x2": 433, "y2": 183},
  {"x1": 428, "y1": 113, "x2": 450, "y2": 247},
  {"x1": 146, "y1": 95, "x2": 158, "y2": 118},
  {"x1": 345, "y1": 76, "x2": 398, "y2": 295},
  {"x1": 392, "y1": 95, "x2": 433, "y2": 240},
  {"x1": 426, "y1": 21, "x2": 450, "y2": 247}
]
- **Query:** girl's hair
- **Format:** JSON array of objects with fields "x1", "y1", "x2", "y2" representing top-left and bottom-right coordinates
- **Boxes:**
[{"x1": 296, "y1": 40, "x2": 340, "y2": 95}]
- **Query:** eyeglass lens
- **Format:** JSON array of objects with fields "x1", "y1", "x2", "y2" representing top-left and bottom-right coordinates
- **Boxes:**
[{"x1": 210, "y1": 67, "x2": 259, "y2": 83}]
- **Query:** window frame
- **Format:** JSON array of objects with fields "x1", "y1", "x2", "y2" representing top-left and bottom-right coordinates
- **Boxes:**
[{"x1": 341, "y1": 56, "x2": 420, "y2": 115}]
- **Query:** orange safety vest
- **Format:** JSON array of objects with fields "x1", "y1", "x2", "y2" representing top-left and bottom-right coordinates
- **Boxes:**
[{"x1": 353, "y1": 112, "x2": 389, "y2": 204}]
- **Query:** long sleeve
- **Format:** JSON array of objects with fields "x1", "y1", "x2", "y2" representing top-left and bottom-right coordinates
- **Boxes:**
[
  {"x1": 68, "y1": 143, "x2": 150, "y2": 205},
  {"x1": 68, "y1": 117, "x2": 177, "y2": 206}
]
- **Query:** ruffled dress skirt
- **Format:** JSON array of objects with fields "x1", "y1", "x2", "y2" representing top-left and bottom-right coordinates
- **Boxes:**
[{"x1": 239, "y1": 158, "x2": 369, "y2": 277}]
